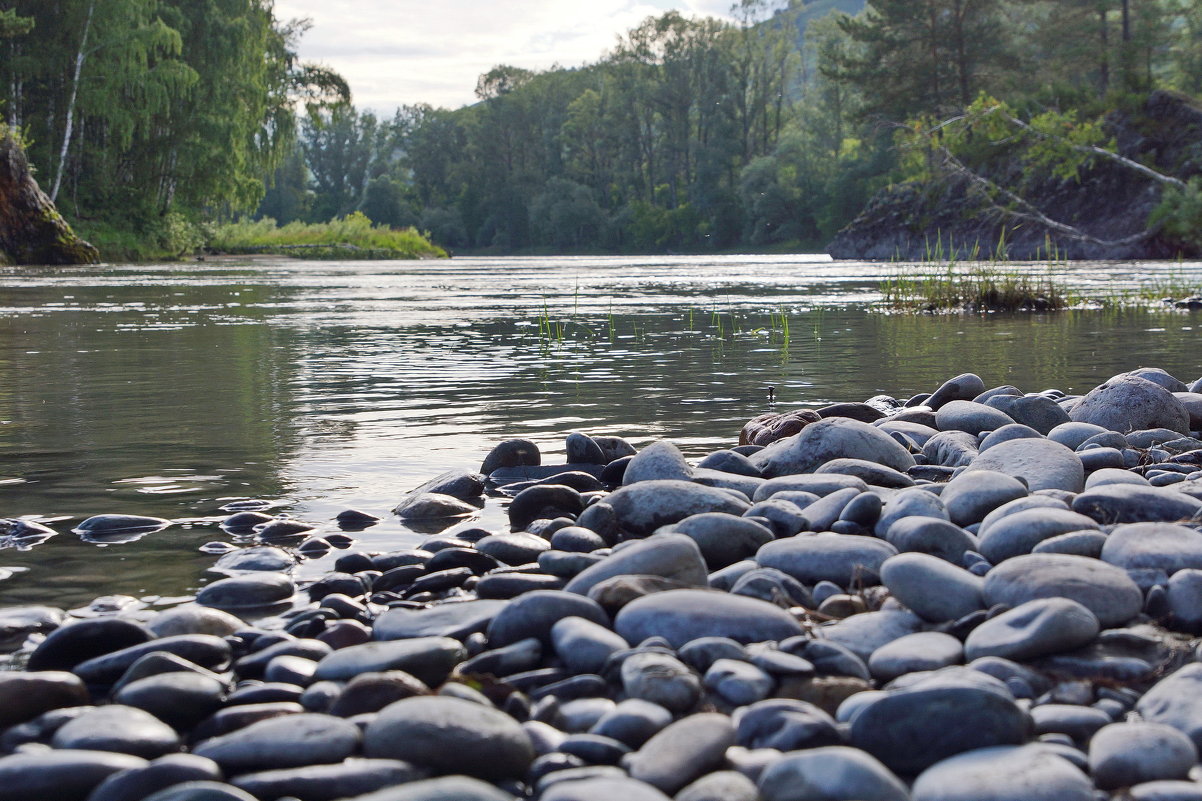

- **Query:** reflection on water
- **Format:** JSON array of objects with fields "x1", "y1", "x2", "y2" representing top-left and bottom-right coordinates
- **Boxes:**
[{"x1": 0, "y1": 255, "x2": 1199, "y2": 607}]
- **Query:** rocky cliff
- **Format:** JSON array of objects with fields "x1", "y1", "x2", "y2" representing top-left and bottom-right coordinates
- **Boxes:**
[
  {"x1": 0, "y1": 131, "x2": 99, "y2": 265},
  {"x1": 827, "y1": 91, "x2": 1202, "y2": 261}
]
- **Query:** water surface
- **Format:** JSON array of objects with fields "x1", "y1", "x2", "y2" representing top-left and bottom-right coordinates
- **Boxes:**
[{"x1": 0, "y1": 254, "x2": 1199, "y2": 608}]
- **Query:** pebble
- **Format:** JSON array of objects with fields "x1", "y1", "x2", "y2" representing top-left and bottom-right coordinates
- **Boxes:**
[{"x1": 7, "y1": 366, "x2": 1202, "y2": 801}]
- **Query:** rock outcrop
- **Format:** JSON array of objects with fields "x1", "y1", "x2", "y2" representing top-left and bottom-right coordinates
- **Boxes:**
[
  {"x1": 0, "y1": 131, "x2": 98, "y2": 265},
  {"x1": 827, "y1": 91, "x2": 1202, "y2": 261}
]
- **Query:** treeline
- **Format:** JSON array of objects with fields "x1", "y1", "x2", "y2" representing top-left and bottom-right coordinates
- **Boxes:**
[
  {"x1": 3, "y1": 0, "x2": 1200, "y2": 258},
  {"x1": 0, "y1": 0, "x2": 347, "y2": 257},
  {"x1": 258, "y1": 0, "x2": 1202, "y2": 254}
]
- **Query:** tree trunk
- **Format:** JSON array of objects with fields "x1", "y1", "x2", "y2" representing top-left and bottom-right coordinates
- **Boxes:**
[
  {"x1": 1098, "y1": 5, "x2": 1110, "y2": 95},
  {"x1": 50, "y1": 0, "x2": 96, "y2": 203}
]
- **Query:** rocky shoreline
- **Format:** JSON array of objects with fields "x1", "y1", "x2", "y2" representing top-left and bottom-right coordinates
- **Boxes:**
[{"x1": 4, "y1": 367, "x2": 1202, "y2": 800}]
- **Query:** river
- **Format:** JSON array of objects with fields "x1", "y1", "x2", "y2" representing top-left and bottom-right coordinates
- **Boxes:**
[{"x1": 0, "y1": 254, "x2": 1199, "y2": 610}]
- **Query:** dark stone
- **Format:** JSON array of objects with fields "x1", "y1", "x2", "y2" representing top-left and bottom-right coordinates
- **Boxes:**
[{"x1": 28, "y1": 618, "x2": 154, "y2": 672}]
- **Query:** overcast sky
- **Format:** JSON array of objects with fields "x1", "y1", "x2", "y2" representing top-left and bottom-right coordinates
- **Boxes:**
[{"x1": 273, "y1": 0, "x2": 737, "y2": 113}]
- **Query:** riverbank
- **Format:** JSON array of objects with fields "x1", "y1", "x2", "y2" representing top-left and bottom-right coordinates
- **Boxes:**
[{"x1": 2, "y1": 366, "x2": 1202, "y2": 799}]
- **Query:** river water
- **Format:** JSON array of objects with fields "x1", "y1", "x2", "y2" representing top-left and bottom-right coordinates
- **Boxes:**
[{"x1": 0, "y1": 254, "x2": 1200, "y2": 611}]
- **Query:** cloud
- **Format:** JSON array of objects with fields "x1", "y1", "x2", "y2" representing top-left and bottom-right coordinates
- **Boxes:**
[{"x1": 273, "y1": 0, "x2": 736, "y2": 112}]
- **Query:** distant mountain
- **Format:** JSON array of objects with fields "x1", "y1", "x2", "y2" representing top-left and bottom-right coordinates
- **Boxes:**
[{"x1": 771, "y1": 0, "x2": 867, "y2": 48}]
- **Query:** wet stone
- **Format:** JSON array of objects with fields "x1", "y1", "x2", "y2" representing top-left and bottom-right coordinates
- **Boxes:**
[
  {"x1": 192, "y1": 712, "x2": 360, "y2": 772},
  {"x1": 52, "y1": 704, "x2": 180, "y2": 759}
]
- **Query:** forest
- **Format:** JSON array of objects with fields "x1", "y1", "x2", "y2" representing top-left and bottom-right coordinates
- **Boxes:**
[{"x1": 2, "y1": 0, "x2": 1201, "y2": 258}]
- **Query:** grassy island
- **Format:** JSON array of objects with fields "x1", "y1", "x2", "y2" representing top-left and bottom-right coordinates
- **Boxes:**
[{"x1": 207, "y1": 213, "x2": 448, "y2": 260}]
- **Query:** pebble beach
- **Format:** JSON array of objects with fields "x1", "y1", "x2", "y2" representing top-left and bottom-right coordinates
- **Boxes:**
[{"x1": 4, "y1": 365, "x2": 1202, "y2": 801}]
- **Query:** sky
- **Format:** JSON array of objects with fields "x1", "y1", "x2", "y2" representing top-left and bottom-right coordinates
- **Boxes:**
[{"x1": 272, "y1": 0, "x2": 737, "y2": 113}]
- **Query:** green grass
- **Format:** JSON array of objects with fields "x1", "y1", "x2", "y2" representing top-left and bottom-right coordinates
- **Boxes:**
[
  {"x1": 882, "y1": 260, "x2": 1070, "y2": 312},
  {"x1": 208, "y1": 212, "x2": 448, "y2": 260}
]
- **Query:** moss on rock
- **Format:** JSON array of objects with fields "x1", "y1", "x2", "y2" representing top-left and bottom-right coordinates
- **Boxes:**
[{"x1": 0, "y1": 131, "x2": 99, "y2": 265}]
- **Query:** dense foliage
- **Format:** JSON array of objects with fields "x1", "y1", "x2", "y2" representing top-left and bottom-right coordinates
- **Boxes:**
[
  {"x1": 0, "y1": 0, "x2": 348, "y2": 259},
  {"x1": 257, "y1": 0, "x2": 1202, "y2": 254},
  {"x1": 2, "y1": 0, "x2": 1200, "y2": 257}
]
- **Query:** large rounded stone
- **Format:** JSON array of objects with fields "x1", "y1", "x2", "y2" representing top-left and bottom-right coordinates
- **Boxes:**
[
  {"x1": 911, "y1": 744, "x2": 1094, "y2": 801},
  {"x1": 541, "y1": 777, "x2": 670, "y2": 801},
  {"x1": 373, "y1": 599, "x2": 509, "y2": 641},
  {"x1": 52, "y1": 705, "x2": 180, "y2": 759},
  {"x1": 880, "y1": 552, "x2": 983, "y2": 622},
  {"x1": 758, "y1": 532, "x2": 897, "y2": 586},
  {"x1": 73, "y1": 635, "x2": 231, "y2": 685},
  {"x1": 1137, "y1": 664, "x2": 1202, "y2": 750},
  {"x1": 666, "y1": 513, "x2": 774, "y2": 570},
  {"x1": 1072, "y1": 484, "x2": 1202, "y2": 524},
  {"x1": 940, "y1": 470, "x2": 1028, "y2": 527},
  {"x1": 230, "y1": 759, "x2": 425, "y2": 801},
  {"x1": 883, "y1": 516, "x2": 978, "y2": 564},
  {"x1": 192, "y1": 713, "x2": 360, "y2": 771},
  {"x1": 481, "y1": 438, "x2": 540, "y2": 475},
  {"x1": 977, "y1": 508, "x2": 1100, "y2": 564},
  {"x1": 313, "y1": 637, "x2": 465, "y2": 685},
  {"x1": 928, "y1": 373, "x2": 987, "y2": 411},
  {"x1": 196, "y1": 573, "x2": 295, "y2": 610},
  {"x1": 1101, "y1": 522, "x2": 1202, "y2": 575},
  {"x1": 757, "y1": 746, "x2": 909, "y2": 801},
  {"x1": 821, "y1": 610, "x2": 924, "y2": 662},
  {"x1": 565, "y1": 534, "x2": 708, "y2": 596},
  {"x1": 0, "y1": 750, "x2": 147, "y2": 801},
  {"x1": 982, "y1": 554, "x2": 1142, "y2": 628},
  {"x1": 875, "y1": 488, "x2": 949, "y2": 537},
  {"x1": 603, "y1": 480, "x2": 751, "y2": 536},
  {"x1": 970, "y1": 438, "x2": 1084, "y2": 493},
  {"x1": 486, "y1": 589, "x2": 608, "y2": 647},
  {"x1": 1069, "y1": 374, "x2": 1191, "y2": 436},
  {"x1": 750, "y1": 417, "x2": 916, "y2": 477},
  {"x1": 27, "y1": 617, "x2": 153, "y2": 672},
  {"x1": 85, "y1": 753, "x2": 223, "y2": 801},
  {"x1": 0, "y1": 670, "x2": 89, "y2": 728},
  {"x1": 363, "y1": 696, "x2": 534, "y2": 780},
  {"x1": 625, "y1": 713, "x2": 734, "y2": 794},
  {"x1": 615, "y1": 589, "x2": 804, "y2": 648},
  {"x1": 964, "y1": 598, "x2": 1100, "y2": 662},
  {"x1": 868, "y1": 632, "x2": 964, "y2": 682},
  {"x1": 622, "y1": 441, "x2": 693, "y2": 484},
  {"x1": 1089, "y1": 722, "x2": 1198, "y2": 790},
  {"x1": 935, "y1": 401, "x2": 1016, "y2": 437},
  {"x1": 849, "y1": 683, "x2": 1029, "y2": 774}
]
